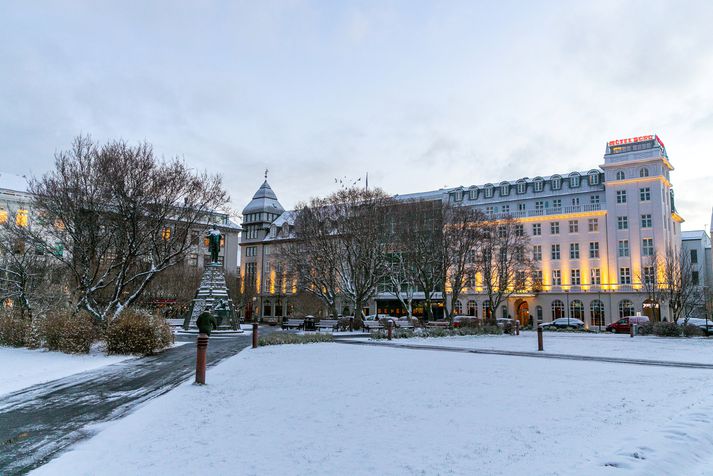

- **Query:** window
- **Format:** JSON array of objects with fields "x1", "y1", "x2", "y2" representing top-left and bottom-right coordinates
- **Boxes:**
[
  {"x1": 484, "y1": 185, "x2": 494, "y2": 198},
  {"x1": 641, "y1": 214, "x2": 652, "y2": 228},
  {"x1": 640, "y1": 167, "x2": 649, "y2": 177},
  {"x1": 515, "y1": 271, "x2": 527, "y2": 290},
  {"x1": 534, "y1": 179, "x2": 544, "y2": 192},
  {"x1": 569, "y1": 243, "x2": 580, "y2": 259},
  {"x1": 571, "y1": 269, "x2": 581, "y2": 285},
  {"x1": 536, "y1": 305, "x2": 543, "y2": 322},
  {"x1": 570, "y1": 299, "x2": 584, "y2": 319},
  {"x1": 551, "y1": 176, "x2": 562, "y2": 190},
  {"x1": 532, "y1": 223, "x2": 541, "y2": 236},
  {"x1": 589, "y1": 242, "x2": 600, "y2": 258},
  {"x1": 551, "y1": 244, "x2": 561, "y2": 260},
  {"x1": 552, "y1": 299, "x2": 565, "y2": 318},
  {"x1": 642, "y1": 238, "x2": 654, "y2": 256},
  {"x1": 500, "y1": 182, "x2": 510, "y2": 196},
  {"x1": 502, "y1": 204, "x2": 510, "y2": 214},
  {"x1": 591, "y1": 268, "x2": 601, "y2": 285},
  {"x1": 517, "y1": 181, "x2": 527, "y2": 194},
  {"x1": 485, "y1": 206, "x2": 494, "y2": 215},
  {"x1": 469, "y1": 188, "x2": 478, "y2": 200},
  {"x1": 467, "y1": 270, "x2": 476, "y2": 287},
  {"x1": 589, "y1": 171, "x2": 600, "y2": 186},
  {"x1": 533, "y1": 245, "x2": 542, "y2": 261},
  {"x1": 591, "y1": 300, "x2": 605, "y2": 326},
  {"x1": 616, "y1": 170, "x2": 625, "y2": 180},
  {"x1": 643, "y1": 266, "x2": 655, "y2": 284},
  {"x1": 535, "y1": 200, "x2": 544, "y2": 210},
  {"x1": 640, "y1": 187, "x2": 651, "y2": 201},
  {"x1": 515, "y1": 224, "x2": 524, "y2": 236},
  {"x1": 588, "y1": 218, "x2": 599, "y2": 232},
  {"x1": 568, "y1": 220, "x2": 579, "y2": 233},
  {"x1": 533, "y1": 270, "x2": 543, "y2": 288},
  {"x1": 497, "y1": 226, "x2": 507, "y2": 238},
  {"x1": 552, "y1": 270, "x2": 562, "y2": 286},
  {"x1": 691, "y1": 249, "x2": 698, "y2": 264},
  {"x1": 552, "y1": 199, "x2": 562, "y2": 209},
  {"x1": 572, "y1": 197, "x2": 580, "y2": 206},
  {"x1": 616, "y1": 190, "x2": 627, "y2": 203},
  {"x1": 0, "y1": 209, "x2": 7, "y2": 224},
  {"x1": 617, "y1": 216, "x2": 628, "y2": 230},
  {"x1": 550, "y1": 222, "x2": 560, "y2": 234},
  {"x1": 467, "y1": 300, "x2": 477, "y2": 317},
  {"x1": 619, "y1": 300, "x2": 635, "y2": 318},
  {"x1": 517, "y1": 203, "x2": 526, "y2": 211},
  {"x1": 619, "y1": 267, "x2": 631, "y2": 285},
  {"x1": 618, "y1": 240, "x2": 629, "y2": 257},
  {"x1": 692, "y1": 271, "x2": 700, "y2": 285},
  {"x1": 570, "y1": 174, "x2": 580, "y2": 188},
  {"x1": 15, "y1": 209, "x2": 29, "y2": 227},
  {"x1": 590, "y1": 195, "x2": 600, "y2": 205},
  {"x1": 246, "y1": 246, "x2": 257, "y2": 257},
  {"x1": 188, "y1": 253, "x2": 198, "y2": 267},
  {"x1": 454, "y1": 300, "x2": 463, "y2": 314}
]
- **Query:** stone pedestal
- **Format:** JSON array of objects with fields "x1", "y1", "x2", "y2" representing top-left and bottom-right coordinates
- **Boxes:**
[{"x1": 183, "y1": 263, "x2": 240, "y2": 331}]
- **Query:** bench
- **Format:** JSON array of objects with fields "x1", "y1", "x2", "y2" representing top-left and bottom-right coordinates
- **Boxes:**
[
  {"x1": 394, "y1": 319, "x2": 415, "y2": 329},
  {"x1": 425, "y1": 320, "x2": 450, "y2": 329},
  {"x1": 362, "y1": 320, "x2": 385, "y2": 332},
  {"x1": 282, "y1": 318, "x2": 304, "y2": 330},
  {"x1": 316, "y1": 319, "x2": 339, "y2": 332}
]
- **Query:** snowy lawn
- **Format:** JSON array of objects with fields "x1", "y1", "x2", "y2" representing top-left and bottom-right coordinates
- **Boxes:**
[
  {"x1": 33, "y1": 342, "x2": 713, "y2": 475},
  {"x1": 380, "y1": 331, "x2": 713, "y2": 364},
  {"x1": 0, "y1": 345, "x2": 132, "y2": 397}
]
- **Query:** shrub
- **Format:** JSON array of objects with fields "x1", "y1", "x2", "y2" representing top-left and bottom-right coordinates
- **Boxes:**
[
  {"x1": 106, "y1": 308, "x2": 174, "y2": 355},
  {"x1": 683, "y1": 324, "x2": 705, "y2": 337},
  {"x1": 653, "y1": 322, "x2": 681, "y2": 337},
  {"x1": 42, "y1": 311, "x2": 96, "y2": 354},
  {"x1": 637, "y1": 322, "x2": 654, "y2": 336},
  {"x1": 370, "y1": 325, "x2": 503, "y2": 340},
  {"x1": 0, "y1": 311, "x2": 32, "y2": 347},
  {"x1": 258, "y1": 333, "x2": 333, "y2": 346}
]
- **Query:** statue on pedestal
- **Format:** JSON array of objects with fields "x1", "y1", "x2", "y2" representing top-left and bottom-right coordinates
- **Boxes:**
[{"x1": 207, "y1": 226, "x2": 222, "y2": 264}]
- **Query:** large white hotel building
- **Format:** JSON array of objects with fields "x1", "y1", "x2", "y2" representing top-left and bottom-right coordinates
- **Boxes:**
[{"x1": 240, "y1": 134, "x2": 691, "y2": 327}]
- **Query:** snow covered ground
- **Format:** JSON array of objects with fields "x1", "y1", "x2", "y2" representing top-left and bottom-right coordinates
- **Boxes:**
[
  {"x1": 379, "y1": 331, "x2": 713, "y2": 364},
  {"x1": 0, "y1": 345, "x2": 131, "y2": 397},
  {"x1": 32, "y1": 340, "x2": 713, "y2": 475}
]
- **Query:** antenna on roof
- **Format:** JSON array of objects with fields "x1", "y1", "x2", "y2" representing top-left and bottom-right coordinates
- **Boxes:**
[{"x1": 264, "y1": 168, "x2": 269, "y2": 180}]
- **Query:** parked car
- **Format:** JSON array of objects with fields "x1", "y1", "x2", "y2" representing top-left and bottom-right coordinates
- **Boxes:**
[
  {"x1": 606, "y1": 316, "x2": 650, "y2": 334},
  {"x1": 539, "y1": 318, "x2": 585, "y2": 329},
  {"x1": 679, "y1": 318, "x2": 713, "y2": 335}
]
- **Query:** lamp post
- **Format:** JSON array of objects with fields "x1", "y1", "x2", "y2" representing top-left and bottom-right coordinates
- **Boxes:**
[{"x1": 565, "y1": 289, "x2": 570, "y2": 327}]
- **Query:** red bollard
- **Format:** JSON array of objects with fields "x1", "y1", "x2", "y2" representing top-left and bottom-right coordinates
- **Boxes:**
[
  {"x1": 537, "y1": 327, "x2": 543, "y2": 352},
  {"x1": 195, "y1": 334, "x2": 209, "y2": 384},
  {"x1": 387, "y1": 320, "x2": 393, "y2": 340},
  {"x1": 252, "y1": 321, "x2": 258, "y2": 348},
  {"x1": 515, "y1": 320, "x2": 520, "y2": 336}
]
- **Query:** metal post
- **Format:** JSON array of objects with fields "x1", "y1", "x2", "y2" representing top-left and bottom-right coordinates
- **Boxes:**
[
  {"x1": 252, "y1": 321, "x2": 258, "y2": 348},
  {"x1": 387, "y1": 320, "x2": 393, "y2": 340},
  {"x1": 630, "y1": 323, "x2": 635, "y2": 338},
  {"x1": 515, "y1": 320, "x2": 520, "y2": 336},
  {"x1": 349, "y1": 316, "x2": 354, "y2": 332},
  {"x1": 195, "y1": 334, "x2": 209, "y2": 384},
  {"x1": 537, "y1": 327, "x2": 543, "y2": 351}
]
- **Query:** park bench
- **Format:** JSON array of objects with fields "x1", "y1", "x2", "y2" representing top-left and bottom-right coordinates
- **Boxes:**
[
  {"x1": 282, "y1": 318, "x2": 305, "y2": 330},
  {"x1": 394, "y1": 319, "x2": 415, "y2": 329},
  {"x1": 425, "y1": 320, "x2": 450, "y2": 329},
  {"x1": 316, "y1": 319, "x2": 339, "y2": 332},
  {"x1": 362, "y1": 320, "x2": 385, "y2": 332}
]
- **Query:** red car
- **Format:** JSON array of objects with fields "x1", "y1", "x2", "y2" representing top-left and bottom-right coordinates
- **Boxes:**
[{"x1": 606, "y1": 316, "x2": 650, "y2": 333}]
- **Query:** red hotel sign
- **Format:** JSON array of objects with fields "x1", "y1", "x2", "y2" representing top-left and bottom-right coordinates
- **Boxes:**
[{"x1": 607, "y1": 135, "x2": 655, "y2": 146}]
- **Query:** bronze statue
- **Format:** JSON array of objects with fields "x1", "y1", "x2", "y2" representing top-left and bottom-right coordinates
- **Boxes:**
[{"x1": 207, "y1": 226, "x2": 222, "y2": 263}]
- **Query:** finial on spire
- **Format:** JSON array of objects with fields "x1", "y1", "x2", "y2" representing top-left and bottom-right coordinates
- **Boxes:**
[{"x1": 264, "y1": 168, "x2": 269, "y2": 180}]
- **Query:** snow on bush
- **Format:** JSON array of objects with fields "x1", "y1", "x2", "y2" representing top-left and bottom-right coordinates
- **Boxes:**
[
  {"x1": 370, "y1": 325, "x2": 502, "y2": 340},
  {"x1": 258, "y1": 333, "x2": 333, "y2": 346},
  {"x1": 106, "y1": 308, "x2": 174, "y2": 355},
  {"x1": 42, "y1": 310, "x2": 96, "y2": 354},
  {"x1": 0, "y1": 310, "x2": 34, "y2": 347}
]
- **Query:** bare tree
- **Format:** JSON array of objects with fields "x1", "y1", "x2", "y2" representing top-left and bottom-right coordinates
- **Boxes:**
[
  {"x1": 27, "y1": 135, "x2": 229, "y2": 321},
  {"x1": 384, "y1": 251, "x2": 418, "y2": 319},
  {"x1": 442, "y1": 204, "x2": 487, "y2": 320},
  {"x1": 659, "y1": 245, "x2": 702, "y2": 323},
  {"x1": 637, "y1": 251, "x2": 663, "y2": 321},
  {"x1": 476, "y1": 216, "x2": 532, "y2": 323}
]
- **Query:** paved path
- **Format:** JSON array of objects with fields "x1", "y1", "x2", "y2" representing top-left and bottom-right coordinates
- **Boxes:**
[
  {"x1": 335, "y1": 339, "x2": 713, "y2": 370},
  {"x1": 0, "y1": 334, "x2": 252, "y2": 475}
]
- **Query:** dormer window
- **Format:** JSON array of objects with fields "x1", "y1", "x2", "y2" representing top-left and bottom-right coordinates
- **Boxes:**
[
  {"x1": 533, "y1": 177, "x2": 544, "y2": 192},
  {"x1": 500, "y1": 182, "x2": 510, "y2": 196},
  {"x1": 468, "y1": 187, "x2": 478, "y2": 200},
  {"x1": 270, "y1": 225, "x2": 277, "y2": 238},
  {"x1": 639, "y1": 167, "x2": 649, "y2": 177},
  {"x1": 484, "y1": 184, "x2": 494, "y2": 198},
  {"x1": 516, "y1": 180, "x2": 527, "y2": 194},
  {"x1": 588, "y1": 170, "x2": 600, "y2": 185},
  {"x1": 455, "y1": 190, "x2": 463, "y2": 201},
  {"x1": 551, "y1": 175, "x2": 562, "y2": 190},
  {"x1": 569, "y1": 173, "x2": 580, "y2": 188},
  {"x1": 616, "y1": 170, "x2": 625, "y2": 180}
]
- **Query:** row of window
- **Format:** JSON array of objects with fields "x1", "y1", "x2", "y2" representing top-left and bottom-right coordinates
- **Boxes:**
[
  {"x1": 453, "y1": 298, "x2": 636, "y2": 321},
  {"x1": 452, "y1": 172, "x2": 603, "y2": 202},
  {"x1": 546, "y1": 266, "x2": 653, "y2": 286},
  {"x1": 533, "y1": 238, "x2": 654, "y2": 261},
  {"x1": 615, "y1": 168, "x2": 650, "y2": 180},
  {"x1": 0, "y1": 208, "x2": 29, "y2": 227}
]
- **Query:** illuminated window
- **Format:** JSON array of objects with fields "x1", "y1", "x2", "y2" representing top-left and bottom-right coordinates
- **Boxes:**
[
  {"x1": 551, "y1": 299, "x2": 564, "y2": 318},
  {"x1": 552, "y1": 270, "x2": 562, "y2": 286},
  {"x1": 0, "y1": 209, "x2": 7, "y2": 224},
  {"x1": 15, "y1": 209, "x2": 29, "y2": 227},
  {"x1": 161, "y1": 227, "x2": 172, "y2": 240},
  {"x1": 590, "y1": 268, "x2": 601, "y2": 285},
  {"x1": 467, "y1": 300, "x2": 477, "y2": 317}
]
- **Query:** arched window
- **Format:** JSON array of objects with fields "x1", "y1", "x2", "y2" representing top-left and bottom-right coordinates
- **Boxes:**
[
  {"x1": 468, "y1": 187, "x2": 478, "y2": 200},
  {"x1": 616, "y1": 170, "x2": 625, "y2": 180},
  {"x1": 516, "y1": 179, "x2": 527, "y2": 194},
  {"x1": 588, "y1": 170, "x2": 600, "y2": 185},
  {"x1": 484, "y1": 184, "x2": 494, "y2": 198},
  {"x1": 467, "y1": 300, "x2": 477, "y2": 317},
  {"x1": 533, "y1": 177, "x2": 544, "y2": 192},
  {"x1": 640, "y1": 167, "x2": 649, "y2": 177},
  {"x1": 275, "y1": 299, "x2": 283, "y2": 317},
  {"x1": 536, "y1": 305, "x2": 543, "y2": 321},
  {"x1": 552, "y1": 300, "x2": 565, "y2": 319},
  {"x1": 263, "y1": 299, "x2": 272, "y2": 317},
  {"x1": 570, "y1": 300, "x2": 584, "y2": 320},
  {"x1": 454, "y1": 300, "x2": 463, "y2": 315},
  {"x1": 483, "y1": 300, "x2": 492, "y2": 319},
  {"x1": 619, "y1": 299, "x2": 635, "y2": 318},
  {"x1": 590, "y1": 300, "x2": 605, "y2": 326},
  {"x1": 569, "y1": 173, "x2": 581, "y2": 188},
  {"x1": 500, "y1": 182, "x2": 510, "y2": 196},
  {"x1": 551, "y1": 175, "x2": 562, "y2": 190}
]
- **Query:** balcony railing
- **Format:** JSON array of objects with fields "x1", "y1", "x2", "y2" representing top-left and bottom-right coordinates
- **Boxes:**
[{"x1": 490, "y1": 203, "x2": 601, "y2": 219}]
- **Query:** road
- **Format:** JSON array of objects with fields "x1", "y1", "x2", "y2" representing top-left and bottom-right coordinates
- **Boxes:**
[{"x1": 0, "y1": 333, "x2": 252, "y2": 475}]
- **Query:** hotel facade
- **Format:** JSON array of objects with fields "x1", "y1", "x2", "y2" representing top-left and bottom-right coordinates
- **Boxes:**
[{"x1": 241, "y1": 135, "x2": 687, "y2": 327}]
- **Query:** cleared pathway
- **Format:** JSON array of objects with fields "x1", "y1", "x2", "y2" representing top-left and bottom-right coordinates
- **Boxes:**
[{"x1": 0, "y1": 334, "x2": 252, "y2": 475}]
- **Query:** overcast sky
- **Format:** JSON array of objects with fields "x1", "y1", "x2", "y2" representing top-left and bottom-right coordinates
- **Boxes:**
[{"x1": 1, "y1": 1, "x2": 712, "y2": 229}]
